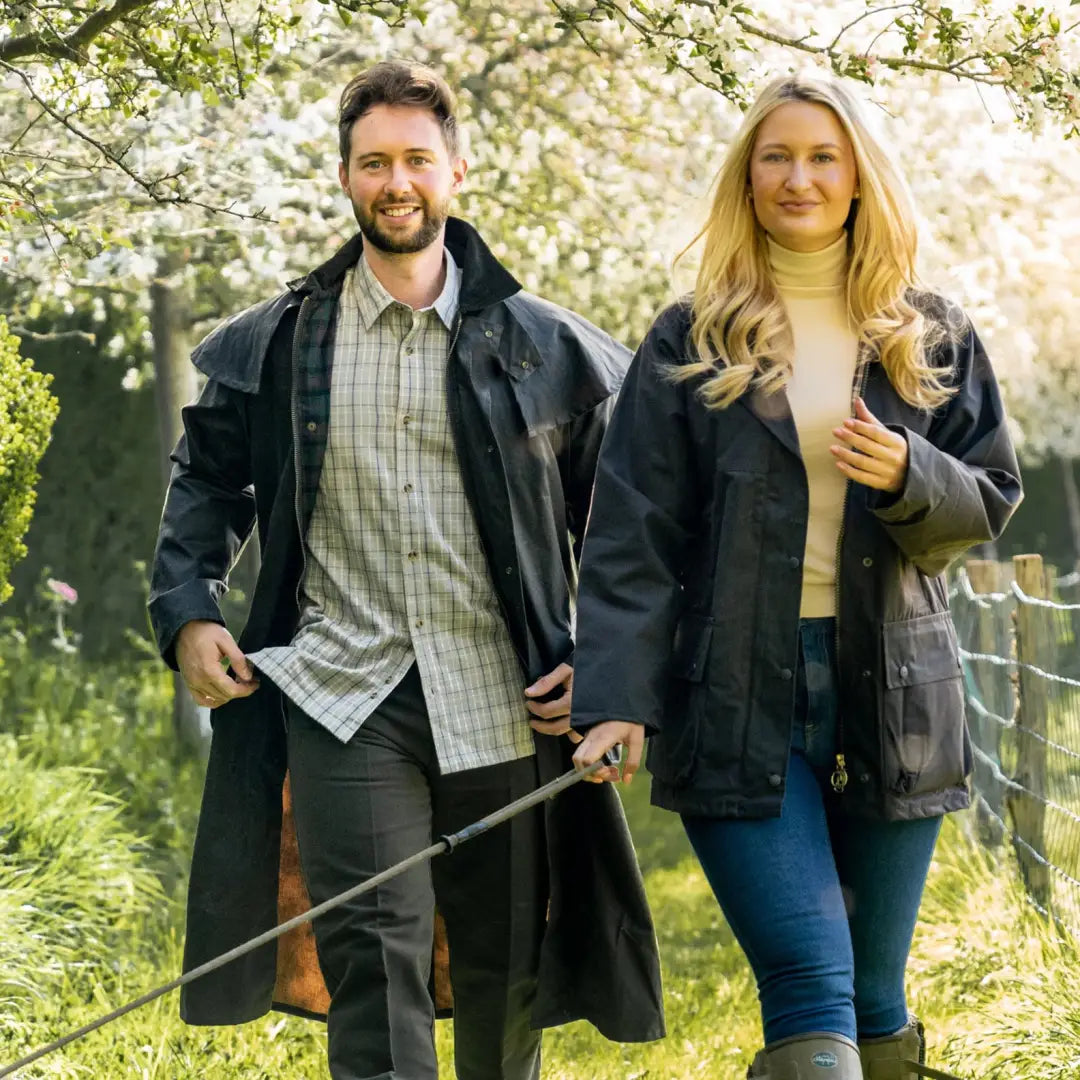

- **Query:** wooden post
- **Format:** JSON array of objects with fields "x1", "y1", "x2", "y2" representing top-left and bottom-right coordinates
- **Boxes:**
[
  {"x1": 1008, "y1": 554, "x2": 1052, "y2": 910},
  {"x1": 966, "y1": 559, "x2": 1005, "y2": 846}
]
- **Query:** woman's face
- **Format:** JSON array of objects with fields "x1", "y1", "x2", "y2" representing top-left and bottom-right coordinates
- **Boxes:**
[{"x1": 748, "y1": 101, "x2": 859, "y2": 253}]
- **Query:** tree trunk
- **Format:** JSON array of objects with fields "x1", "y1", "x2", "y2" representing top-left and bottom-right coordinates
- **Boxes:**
[
  {"x1": 150, "y1": 258, "x2": 210, "y2": 755},
  {"x1": 1061, "y1": 455, "x2": 1080, "y2": 571}
]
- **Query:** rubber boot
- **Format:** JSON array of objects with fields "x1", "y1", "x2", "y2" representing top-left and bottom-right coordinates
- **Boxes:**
[
  {"x1": 746, "y1": 1032, "x2": 862, "y2": 1079},
  {"x1": 858, "y1": 1017, "x2": 963, "y2": 1080}
]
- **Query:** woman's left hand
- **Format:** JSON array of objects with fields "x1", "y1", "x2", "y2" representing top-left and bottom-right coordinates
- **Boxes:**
[{"x1": 830, "y1": 397, "x2": 909, "y2": 494}]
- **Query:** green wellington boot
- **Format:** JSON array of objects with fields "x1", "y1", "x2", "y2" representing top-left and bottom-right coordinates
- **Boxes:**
[
  {"x1": 746, "y1": 1032, "x2": 863, "y2": 1079},
  {"x1": 858, "y1": 1017, "x2": 963, "y2": 1080}
]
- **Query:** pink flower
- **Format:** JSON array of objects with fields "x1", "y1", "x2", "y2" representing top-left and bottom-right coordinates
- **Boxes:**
[{"x1": 46, "y1": 578, "x2": 78, "y2": 604}]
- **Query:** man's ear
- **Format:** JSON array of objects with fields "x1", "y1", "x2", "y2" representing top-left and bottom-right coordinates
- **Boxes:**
[
  {"x1": 338, "y1": 159, "x2": 349, "y2": 195},
  {"x1": 451, "y1": 157, "x2": 468, "y2": 195}
]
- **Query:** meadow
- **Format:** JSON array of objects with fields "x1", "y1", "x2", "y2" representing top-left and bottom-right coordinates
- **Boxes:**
[{"x1": 1, "y1": 624, "x2": 1075, "y2": 1079}]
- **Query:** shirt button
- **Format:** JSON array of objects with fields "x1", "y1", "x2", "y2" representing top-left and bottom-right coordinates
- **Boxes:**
[
  {"x1": 405, "y1": 346, "x2": 414, "y2": 355},
  {"x1": 415, "y1": 618, "x2": 424, "y2": 628},
  {"x1": 768, "y1": 773, "x2": 782, "y2": 788},
  {"x1": 862, "y1": 556, "x2": 874, "y2": 568},
  {"x1": 305, "y1": 421, "x2": 317, "y2": 432},
  {"x1": 403, "y1": 483, "x2": 413, "y2": 493},
  {"x1": 780, "y1": 668, "x2": 793, "y2": 681},
  {"x1": 402, "y1": 415, "x2": 412, "y2": 426},
  {"x1": 407, "y1": 551, "x2": 418, "y2": 560}
]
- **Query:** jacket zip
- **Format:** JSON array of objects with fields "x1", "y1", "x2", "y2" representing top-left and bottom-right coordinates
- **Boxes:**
[
  {"x1": 830, "y1": 346, "x2": 871, "y2": 794},
  {"x1": 290, "y1": 295, "x2": 313, "y2": 617}
]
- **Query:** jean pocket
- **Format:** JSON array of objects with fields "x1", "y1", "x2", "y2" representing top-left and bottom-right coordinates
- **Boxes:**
[{"x1": 881, "y1": 612, "x2": 967, "y2": 796}]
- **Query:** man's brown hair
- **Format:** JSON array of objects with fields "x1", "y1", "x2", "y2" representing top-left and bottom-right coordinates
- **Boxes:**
[{"x1": 338, "y1": 60, "x2": 461, "y2": 166}]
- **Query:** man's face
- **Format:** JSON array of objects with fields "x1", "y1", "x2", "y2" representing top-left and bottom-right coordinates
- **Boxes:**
[{"x1": 338, "y1": 104, "x2": 467, "y2": 255}]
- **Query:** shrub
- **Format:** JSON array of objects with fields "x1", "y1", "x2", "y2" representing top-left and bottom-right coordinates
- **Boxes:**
[{"x1": 0, "y1": 317, "x2": 59, "y2": 604}]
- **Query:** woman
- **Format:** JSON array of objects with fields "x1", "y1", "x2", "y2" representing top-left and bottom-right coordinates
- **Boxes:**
[{"x1": 569, "y1": 74, "x2": 1021, "y2": 1080}]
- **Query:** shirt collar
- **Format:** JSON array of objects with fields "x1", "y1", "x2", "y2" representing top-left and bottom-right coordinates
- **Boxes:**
[{"x1": 352, "y1": 248, "x2": 460, "y2": 332}]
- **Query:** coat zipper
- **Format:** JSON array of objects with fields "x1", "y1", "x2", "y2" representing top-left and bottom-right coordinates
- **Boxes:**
[
  {"x1": 830, "y1": 345, "x2": 871, "y2": 794},
  {"x1": 290, "y1": 295, "x2": 313, "y2": 617}
]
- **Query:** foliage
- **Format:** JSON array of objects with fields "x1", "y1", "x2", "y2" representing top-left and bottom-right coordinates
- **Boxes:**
[
  {"x1": 0, "y1": 736, "x2": 164, "y2": 1021},
  {"x1": 0, "y1": 316, "x2": 57, "y2": 604}
]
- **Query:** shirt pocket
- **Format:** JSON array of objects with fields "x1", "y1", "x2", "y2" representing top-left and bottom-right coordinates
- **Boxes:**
[
  {"x1": 881, "y1": 611, "x2": 969, "y2": 796},
  {"x1": 648, "y1": 613, "x2": 713, "y2": 786}
]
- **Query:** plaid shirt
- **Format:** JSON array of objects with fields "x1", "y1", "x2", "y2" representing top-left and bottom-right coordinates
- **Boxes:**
[{"x1": 249, "y1": 251, "x2": 534, "y2": 773}]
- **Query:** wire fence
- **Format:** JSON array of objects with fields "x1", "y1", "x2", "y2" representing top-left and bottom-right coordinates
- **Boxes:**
[{"x1": 951, "y1": 554, "x2": 1080, "y2": 935}]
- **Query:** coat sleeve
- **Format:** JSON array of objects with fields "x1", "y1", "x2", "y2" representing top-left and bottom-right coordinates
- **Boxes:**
[
  {"x1": 560, "y1": 396, "x2": 616, "y2": 566},
  {"x1": 867, "y1": 318, "x2": 1022, "y2": 577},
  {"x1": 570, "y1": 314, "x2": 698, "y2": 735},
  {"x1": 148, "y1": 377, "x2": 257, "y2": 669}
]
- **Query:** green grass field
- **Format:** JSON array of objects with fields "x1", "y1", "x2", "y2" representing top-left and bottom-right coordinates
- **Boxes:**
[{"x1": 3, "y1": 638, "x2": 1078, "y2": 1078}]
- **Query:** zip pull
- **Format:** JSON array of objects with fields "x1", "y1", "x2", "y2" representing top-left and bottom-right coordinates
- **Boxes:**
[{"x1": 831, "y1": 753, "x2": 849, "y2": 793}]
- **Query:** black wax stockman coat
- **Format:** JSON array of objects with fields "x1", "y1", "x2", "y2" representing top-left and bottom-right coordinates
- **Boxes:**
[
  {"x1": 148, "y1": 219, "x2": 665, "y2": 1041},
  {"x1": 571, "y1": 297, "x2": 1023, "y2": 822}
]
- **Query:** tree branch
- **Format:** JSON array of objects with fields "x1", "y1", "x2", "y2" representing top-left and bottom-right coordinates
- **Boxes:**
[
  {"x1": 0, "y1": 0, "x2": 153, "y2": 62},
  {"x1": 8, "y1": 326, "x2": 97, "y2": 344}
]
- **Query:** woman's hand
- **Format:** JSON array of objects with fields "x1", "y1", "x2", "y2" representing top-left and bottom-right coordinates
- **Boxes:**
[
  {"x1": 830, "y1": 397, "x2": 909, "y2": 494},
  {"x1": 571, "y1": 721, "x2": 646, "y2": 784}
]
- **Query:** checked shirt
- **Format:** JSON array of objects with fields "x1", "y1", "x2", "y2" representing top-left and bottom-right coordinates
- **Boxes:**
[{"x1": 249, "y1": 250, "x2": 534, "y2": 774}]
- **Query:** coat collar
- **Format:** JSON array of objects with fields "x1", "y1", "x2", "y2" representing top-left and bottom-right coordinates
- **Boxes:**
[{"x1": 288, "y1": 217, "x2": 522, "y2": 314}]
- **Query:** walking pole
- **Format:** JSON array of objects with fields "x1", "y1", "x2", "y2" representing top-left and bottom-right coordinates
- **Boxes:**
[{"x1": 0, "y1": 761, "x2": 605, "y2": 1079}]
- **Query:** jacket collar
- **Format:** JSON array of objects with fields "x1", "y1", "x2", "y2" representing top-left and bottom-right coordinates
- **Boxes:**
[{"x1": 288, "y1": 217, "x2": 522, "y2": 314}]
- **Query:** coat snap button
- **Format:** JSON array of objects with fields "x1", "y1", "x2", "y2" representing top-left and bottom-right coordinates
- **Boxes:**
[
  {"x1": 780, "y1": 668, "x2": 792, "y2": 681},
  {"x1": 306, "y1": 421, "x2": 317, "y2": 432},
  {"x1": 899, "y1": 663, "x2": 909, "y2": 679},
  {"x1": 788, "y1": 556, "x2": 800, "y2": 569},
  {"x1": 768, "y1": 773, "x2": 782, "y2": 788},
  {"x1": 862, "y1": 669, "x2": 872, "y2": 678},
  {"x1": 485, "y1": 329, "x2": 494, "y2": 338},
  {"x1": 862, "y1": 556, "x2": 874, "y2": 568}
]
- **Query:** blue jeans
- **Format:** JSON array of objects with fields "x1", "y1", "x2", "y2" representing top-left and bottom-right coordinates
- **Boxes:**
[{"x1": 682, "y1": 618, "x2": 941, "y2": 1044}]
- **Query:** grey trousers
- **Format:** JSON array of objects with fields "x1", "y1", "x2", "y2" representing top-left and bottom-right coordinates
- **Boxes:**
[{"x1": 285, "y1": 664, "x2": 545, "y2": 1080}]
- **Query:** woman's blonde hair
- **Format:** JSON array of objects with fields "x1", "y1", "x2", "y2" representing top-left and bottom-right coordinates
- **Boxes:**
[{"x1": 675, "y1": 73, "x2": 956, "y2": 410}]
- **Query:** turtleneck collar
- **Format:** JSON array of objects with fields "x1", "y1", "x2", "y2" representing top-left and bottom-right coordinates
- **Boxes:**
[{"x1": 767, "y1": 231, "x2": 848, "y2": 295}]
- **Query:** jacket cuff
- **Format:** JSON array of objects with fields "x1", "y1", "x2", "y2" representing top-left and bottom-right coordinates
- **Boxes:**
[
  {"x1": 867, "y1": 426, "x2": 939, "y2": 526},
  {"x1": 149, "y1": 579, "x2": 227, "y2": 670}
]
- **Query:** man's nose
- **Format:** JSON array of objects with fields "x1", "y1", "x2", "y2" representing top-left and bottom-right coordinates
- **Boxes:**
[{"x1": 384, "y1": 163, "x2": 414, "y2": 198}]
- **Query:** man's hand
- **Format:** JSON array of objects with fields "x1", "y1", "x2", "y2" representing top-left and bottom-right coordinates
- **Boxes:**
[
  {"x1": 831, "y1": 396, "x2": 909, "y2": 494},
  {"x1": 572, "y1": 721, "x2": 645, "y2": 785},
  {"x1": 176, "y1": 620, "x2": 260, "y2": 709},
  {"x1": 524, "y1": 662, "x2": 582, "y2": 743}
]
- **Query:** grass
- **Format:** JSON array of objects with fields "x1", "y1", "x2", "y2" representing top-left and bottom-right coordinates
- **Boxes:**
[{"x1": 2, "y1": 628, "x2": 1079, "y2": 1078}]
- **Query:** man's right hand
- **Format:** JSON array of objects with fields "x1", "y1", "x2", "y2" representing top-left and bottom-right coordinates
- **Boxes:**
[{"x1": 176, "y1": 620, "x2": 260, "y2": 709}]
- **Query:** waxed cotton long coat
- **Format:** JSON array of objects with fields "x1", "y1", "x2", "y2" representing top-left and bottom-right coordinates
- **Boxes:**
[
  {"x1": 570, "y1": 297, "x2": 1023, "y2": 823},
  {"x1": 148, "y1": 219, "x2": 665, "y2": 1042}
]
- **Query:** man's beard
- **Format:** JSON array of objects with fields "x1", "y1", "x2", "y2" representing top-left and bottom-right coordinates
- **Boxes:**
[{"x1": 351, "y1": 196, "x2": 449, "y2": 254}]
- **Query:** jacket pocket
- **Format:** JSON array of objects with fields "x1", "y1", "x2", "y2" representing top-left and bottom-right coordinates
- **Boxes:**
[
  {"x1": 880, "y1": 611, "x2": 968, "y2": 797},
  {"x1": 649, "y1": 614, "x2": 713, "y2": 786}
]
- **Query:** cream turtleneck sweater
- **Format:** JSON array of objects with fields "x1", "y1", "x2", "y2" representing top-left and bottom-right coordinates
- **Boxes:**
[{"x1": 767, "y1": 232, "x2": 859, "y2": 618}]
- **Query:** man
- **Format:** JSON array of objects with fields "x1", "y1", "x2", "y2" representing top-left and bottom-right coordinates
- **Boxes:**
[{"x1": 149, "y1": 60, "x2": 663, "y2": 1080}]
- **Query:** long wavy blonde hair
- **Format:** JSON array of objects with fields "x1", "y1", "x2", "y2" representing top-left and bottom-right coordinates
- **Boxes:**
[{"x1": 675, "y1": 73, "x2": 957, "y2": 410}]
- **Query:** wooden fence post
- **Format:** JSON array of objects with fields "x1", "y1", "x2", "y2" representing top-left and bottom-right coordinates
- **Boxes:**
[
  {"x1": 966, "y1": 559, "x2": 1005, "y2": 846},
  {"x1": 1008, "y1": 553, "x2": 1052, "y2": 910}
]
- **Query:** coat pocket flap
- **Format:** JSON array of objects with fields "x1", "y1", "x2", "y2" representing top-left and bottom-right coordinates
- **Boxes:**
[
  {"x1": 883, "y1": 611, "x2": 961, "y2": 689},
  {"x1": 670, "y1": 614, "x2": 714, "y2": 683}
]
